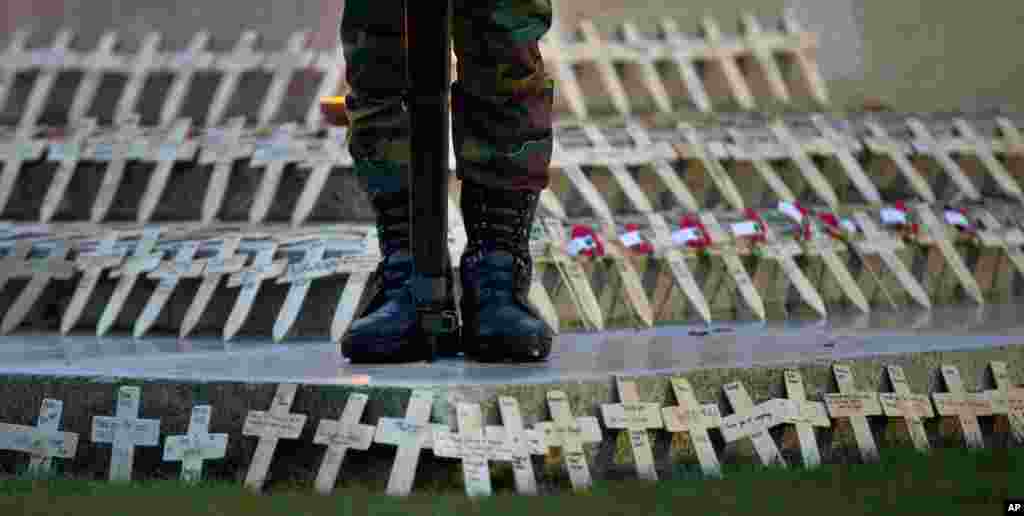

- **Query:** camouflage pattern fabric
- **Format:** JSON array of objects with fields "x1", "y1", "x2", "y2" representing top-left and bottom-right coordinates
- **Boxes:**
[{"x1": 340, "y1": 0, "x2": 555, "y2": 194}]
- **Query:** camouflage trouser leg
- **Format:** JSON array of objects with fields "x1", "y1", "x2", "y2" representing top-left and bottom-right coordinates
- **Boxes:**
[{"x1": 340, "y1": 0, "x2": 554, "y2": 195}]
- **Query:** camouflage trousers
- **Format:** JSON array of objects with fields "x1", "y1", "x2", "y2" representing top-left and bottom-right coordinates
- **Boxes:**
[{"x1": 340, "y1": 0, "x2": 555, "y2": 195}]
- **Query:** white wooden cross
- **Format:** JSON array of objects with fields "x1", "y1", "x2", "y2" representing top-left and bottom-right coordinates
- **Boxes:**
[
  {"x1": 678, "y1": 122, "x2": 746, "y2": 210},
  {"x1": 616, "y1": 22, "x2": 673, "y2": 114},
  {"x1": 180, "y1": 236, "x2": 249, "y2": 338},
  {"x1": 97, "y1": 224, "x2": 167, "y2": 337},
  {"x1": 433, "y1": 402, "x2": 517, "y2": 497},
  {"x1": 293, "y1": 127, "x2": 352, "y2": 227},
  {"x1": 769, "y1": 119, "x2": 841, "y2": 208},
  {"x1": 223, "y1": 240, "x2": 287, "y2": 340},
  {"x1": 60, "y1": 230, "x2": 135, "y2": 334},
  {"x1": 931, "y1": 364, "x2": 992, "y2": 449},
  {"x1": 861, "y1": 120, "x2": 937, "y2": 202},
  {"x1": 549, "y1": 137, "x2": 616, "y2": 226},
  {"x1": 624, "y1": 122, "x2": 701, "y2": 211},
  {"x1": 823, "y1": 364, "x2": 881, "y2": 462},
  {"x1": 493, "y1": 396, "x2": 549, "y2": 495},
  {"x1": 913, "y1": 204, "x2": 985, "y2": 305},
  {"x1": 905, "y1": 118, "x2": 981, "y2": 201},
  {"x1": 951, "y1": 119, "x2": 1023, "y2": 200},
  {"x1": 207, "y1": 31, "x2": 263, "y2": 127},
  {"x1": 737, "y1": 13, "x2": 791, "y2": 103},
  {"x1": 40, "y1": 118, "x2": 97, "y2": 222},
  {"x1": 68, "y1": 31, "x2": 123, "y2": 123},
  {"x1": 799, "y1": 212, "x2": 871, "y2": 313},
  {"x1": 88, "y1": 114, "x2": 147, "y2": 223},
  {"x1": 330, "y1": 232, "x2": 382, "y2": 342},
  {"x1": 249, "y1": 123, "x2": 306, "y2": 223},
  {"x1": 113, "y1": 32, "x2": 163, "y2": 124},
  {"x1": 809, "y1": 115, "x2": 882, "y2": 203},
  {"x1": 313, "y1": 392, "x2": 375, "y2": 494},
  {"x1": 374, "y1": 389, "x2": 448, "y2": 496},
  {"x1": 527, "y1": 222, "x2": 562, "y2": 333},
  {"x1": 984, "y1": 361, "x2": 1024, "y2": 444},
  {"x1": 972, "y1": 209, "x2": 1024, "y2": 281},
  {"x1": 158, "y1": 31, "x2": 214, "y2": 126},
  {"x1": 878, "y1": 365, "x2": 934, "y2": 452},
  {"x1": 698, "y1": 17, "x2": 755, "y2": 110},
  {"x1": 92, "y1": 386, "x2": 161, "y2": 482},
  {"x1": 781, "y1": 369, "x2": 830, "y2": 467},
  {"x1": 646, "y1": 212, "x2": 711, "y2": 323},
  {"x1": 163, "y1": 405, "x2": 228, "y2": 484},
  {"x1": 199, "y1": 117, "x2": 252, "y2": 223},
  {"x1": 272, "y1": 237, "x2": 347, "y2": 342},
  {"x1": 134, "y1": 239, "x2": 206, "y2": 338},
  {"x1": 0, "y1": 238, "x2": 78, "y2": 334},
  {"x1": 698, "y1": 212, "x2": 766, "y2": 320},
  {"x1": 600, "y1": 377, "x2": 664, "y2": 480},
  {"x1": 0, "y1": 399, "x2": 79, "y2": 475},
  {"x1": 541, "y1": 218, "x2": 604, "y2": 331},
  {"x1": 595, "y1": 223, "x2": 653, "y2": 328},
  {"x1": 0, "y1": 237, "x2": 38, "y2": 293},
  {"x1": 0, "y1": 124, "x2": 48, "y2": 216},
  {"x1": 779, "y1": 10, "x2": 830, "y2": 106},
  {"x1": 656, "y1": 18, "x2": 712, "y2": 113},
  {"x1": 576, "y1": 124, "x2": 656, "y2": 215},
  {"x1": 719, "y1": 381, "x2": 788, "y2": 467},
  {"x1": 243, "y1": 383, "x2": 308, "y2": 491},
  {"x1": 534, "y1": 390, "x2": 603, "y2": 491},
  {"x1": 851, "y1": 211, "x2": 932, "y2": 309},
  {"x1": 0, "y1": 28, "x2": 31, "y2": 113},
  {"x1": 575, "y1": 21, "x2": 631, "y2": 116},
  {"x1": 136, "y1": 118, "x2": 199, "y2": 223},
  {"x1": 725, "y1": 127, "x2": 798, "y2": 202},
  {"x1": 660, "y1": 376, "x2": 722, "y2": 477},
  {"x1": 258, "y1": 31, "x2": 314, "y2": 126},
  {"x1": 751, "y1": 212, "x2": 828, "y2": 318},
  {"x1": 19, "y1": 29, "x2": 76, "y2": 129}
]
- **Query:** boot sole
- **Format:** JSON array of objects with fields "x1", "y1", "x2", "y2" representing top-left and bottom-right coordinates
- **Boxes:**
[{"x1": 464, "y1": 334, "x2": 552, "y2": 363}]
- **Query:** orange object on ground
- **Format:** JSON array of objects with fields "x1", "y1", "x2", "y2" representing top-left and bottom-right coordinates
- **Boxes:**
[{"x1": 319, "y1": 96, "x2": 350, "y2": 126}]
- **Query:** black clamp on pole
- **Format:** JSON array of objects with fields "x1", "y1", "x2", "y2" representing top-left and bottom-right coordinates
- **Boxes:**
[{"x1": 404, "y1": 0, "x2": 460, "y2": 360}]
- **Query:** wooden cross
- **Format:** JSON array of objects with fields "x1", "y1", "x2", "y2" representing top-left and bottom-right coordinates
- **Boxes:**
[
  {"x1": 656, "y1": 18, "x2": 712, "y2": 113},
  {"x1": 433, "y1": 402, "x2": 517, "y2": 497},
  {"x1": 576, "y1": 124, "x2": 656, "y2": 214},
  {"x1": 737, "y1": 13, "x2": 791, "y2": 103},
  {"x1": 972, "y1": 209, "x2": 1024, "y2": 281},
  {"x1": 243, "y1": 383, "x2": 308, "y2": 491},
  {"x1": 752, "y1": 213, "x2": 828, "y2": 318},
  {"x1": 799, "y1": 214, "x2": 871, "y2": 313},
  {"x1": 782, "y1": 369, "x2": 830, "y2": 467},
  {"x1": 293, "y1": 127, "x2": 351, "y2": 227},
  {"x1": 617, "y1": 22, "x2": 673, "y2": 114},
  {"x1": 984, "y1": 361, "x2": 1024, "y2": 444},
  {"x1": 134, "y1": 239, "x2": 206, "y2": 338},
  {"x1": 697, "y1": 212, "x2": 766, "y2": 320},
  {"x1": 0, "y1": 399, "x2": 79, "y2": 475},
  {"x1": 0, "y1": 237, "x2": 38, "y2": 293},
  {"x1": 878, "y1": 365, "x2": 934, "y2": 452},
  {"x1": 719, "y1": 381, "x2": 788, "y2": 467},
  {"x1": 0, "y1": 28, "x2": 31, "y2": 113},
  {"x1": 1, "y1": 239, "x2": 77, "y2": 334},
  {"x1": 136, "y1": 118, "x2": 199, "y2": 223},
  {"x1": 163, "y1": 405, "x2": 228, "y2": 484},
  {"x1": 492, "y1": 396, "x2": 549, "y2": 495},
  {"x1": 88, "y1": 114, "x2": 147, "y2": 223},
  {"x1": 207, "y1": 31, "x2": 263, "y2": 127},
  {"x1": 725, "y1": 127, "x2": 797, "y2": 202},
  {"x1": 660, "y1": 376, "x2": 722, "y2": 477},
  {"x1": 912, "y1": 204, "x2": 985, "y2": 305},
  {"x1": 68, "y1": 31, "x2": 123, "y2": 122},
  {"x1": 248, "y1": 124, "x2": 306, "y2": 223},
  {"x1": 91, "y1": 386, "x2": 161, "y2": 482},
  {"x1": 534, "y1": 390, "x2": 603, "y2": 491},
  {"x1": 61, "y1": 230, "x2": 134, "y2": 334},
  {"x1": 527, "y1": 223, "x2": 562, "y2": 333},
  {"x1": 809, "y1": 115, "x2": 882, "y2": 203},
  {"x1": 113, "y1": 32, "x2": 163, "y2": 123},
  {"x1": 677, "y1": 123, "x2": 745, "y2": 210},
  {"x1": 97, "y1": 224, "x2": 167, "y2": 337},
  {"x1": 199, "y1": 117, "x2": 251, "y2": 223},
  {"x1": 19, "y1": 29, "x2": 76, "y2": 129},
  {"x1": 778, "y1": 10, "x2": 830, "y2": 106},
  {"x1": 861, "y1": 120, "x2": 936, "y2": 202},
  {"x1": 158, "y1": 31, "x2": 214, "y2": 126},
  {"x1": 905, "y1": 118, "x2": 981, "y2": 200},
  {"x1": 575, "y1": 21, "x2": 631, "y2": 116},
  {"x1": 600, "y1": 378, "x2": 664, "y2": 480},
  {"x1": 374, "y1": 389, "x2": 448, "y2": 496},
  {"x1": 330, "y1": 233, "x2": 382, "y2": 342},
  {"x1": 541, "y1": 218, "x2": 604, "y2": 331},
  {"x1": 823, "y1": 364, "x2": 881, "y2": 462},
  {"x1": 312, "y1": 392, "x2": 375, "y2": 494},
  {"x1": 223, "y1": 241, "x2": 287, "y2": 340},
  {"x1": 952, "y1": 119, "x2": 1023, "y2": 200},
  {"x1": 594, "y1": 223, "x2": 653, "y2": 328},
  {"x1": 0, "y1": 125, "x2": 48, "y2": 216},
  {"x1": 180, "y1": 236, "x2": 249, "y2": 338},
  {"x1": 550, "y1": 137, "x2": 616, "y2": 226},
  {"x1": 768, "y1": 120, "x2": 841, "y2": 208},
  {"x1": 540, "y1": 24, "x2": 589, "y2": 118},
  {"x1": 646, "y1": 212, "x2": 711, "y2": 323},
  {"x1": 931, "y1": 364, "x2": 992, "y2": 449},
  {"x1": 995, "y1": 117, "x2": 1024, "y2": 155},
  {"x1": 272, "y1": 237, "x2": 347, "y2": 342},
  {"x1": 698, "y1": 17, "x2": 755, "y2": 110},
  {"x1": 624, "y1": 123, "x2": 700, "y2": 211},
  {"x1": 851, "y1": 211, "x2": 932, "y2": 309},
  {"x1": 258, "y1": 31, "x2": 314, "y2": 126},
  {"x1": 40, "y1": 118, "x2": 97, "y2": 222}
]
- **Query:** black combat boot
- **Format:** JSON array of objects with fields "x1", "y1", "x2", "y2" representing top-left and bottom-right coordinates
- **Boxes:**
[{"x1": 458, "y1": 180, "x2": 554, "y2": 362}]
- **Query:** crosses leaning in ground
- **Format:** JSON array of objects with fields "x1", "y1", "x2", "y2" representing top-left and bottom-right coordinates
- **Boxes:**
[
  {"x1": 0, "y1": 28, "x2": 31, "y2": 113},
  {"x1": 645, "y1": 212, "x2": 712, "y2": 324},
  {"x1": 330, "y1": 232, "x2": 383, "y2": 342},
  {"x1": 19, "y1": 29, "x2": 76, "y2": 129},
  {"x1": 972, "y1": 208, "x2": 1024, "y2": 280},
  {"x1": 725, "y1": 127, "x2": 797, "y2": 202},
  {"x1": 0, "y1": 399, "x2": 79, "y2": 475},
  {"x1": 312, "y1": 392, "x2": 375, "y2": 495},
  {"x1": 433, "y1": 402, "x2": 517, "y2": 497},
  {"x1": 206, "y1": 31, "x2": 263, "y2": 127},
  {"x1": 179, "y1": 236, "x2": 249, "y2": 338},
  {"x1": 623, "y1": 122, "x2": 701, "y2": 211},
  {"x1": 88, "y1": 114, "x2": 147, "y2": 223},
  {"x1": 492, "y1": 396, "x2": 549, "y2": 495},
  {"x1": 768, "y1": 120, "x2": 841, "y2": 209},
  {"x1": 158, "y1": 31, "x2": 214, "y2": 126},
  {"x1": 91, "y1": 386, "x2": 161, "y2": 482},
  {"x1": 749, "y1": 211, "x2": 827, "y2": 318},
  {"x1": 905, "y1": 118, "x2": 981, "y2": 201},
  {"x1": 534, "y1": 390, "x2": 603, "y2": 491},
  {"x1": 595, "y1": 223, "x2": 653, "y2": 328},
  {"x1": 97, "y1": 225, "x2": 169, "y2": 337},
  {"x1": 850, "y1": 211, "x2": 932, "y2": 309},
  {"x1": 861, "y1": 120, "x2": 937, "y2": 202},
  {"x1": 600, "y1": 377, "x2": 664, "y2": 480},
  {"x1": 249, "y1": 124, "x2": 306, "y2": 224},
  {"x1": 374, "y1": 389, "x2": 448, "y2": 496},
  {"x1": 40, "y1": 118, "x2": 98, "y2": 222},
  {"x1": 136, "y1": 118, "x2": 199, "y2": 223},
  {"x1": 293, "y1": 127, "x2": 351, "y2": 227},
  {"x1": 0, "y1": 124, "x2": 48, "y2": 215},
  {"x1": 113, "y1": 32, "x2": 163, "y2": 123},
  {"x1": 822, "y1": 363, "x2": 882, "y2": 462},
  {"x1": 698, "y1": 212, "x2": 766, "y2": 320},
  {"x1": 272, "y1": 237, "x2": 350, "y2": 342},
  {"x1": 676, "y1": 122, "x2": 746, "y2": 210},
  {"x1": 258, "y1": 31, "x2": 314, "y2": 126},
  {"x1": 134, "y1": 239, "x2": 206, "y2": 338},
  {"x1": 60, "y1": 230, "x2": 138, "y2": 334},
  {"x1": 951, "y1": 118, "x2": 1024, "y2": 200},
  {"x1": 931, "y1": 364, "x2": 993, "y2": 449},
  {"x1": 0, "y1": 237, "x2": 39, "y2": 293},
  {"x1": 660, "y1": 376, "x2": 723, "y2": 477},
  {"x1": 719, "y1": 381, "x2": 788, "y2": 468},
  {"x1": 912, "y1": 204, "x2": 986, "y2": 305},
  {"x1": 223, "y1": 240, "x2": 287, "y2": 340},
  {"x1": 541, "y1": 218, "x2": 604, "y2": 331},
  {"x1": 652, "y1": 18, "x2": 711, "y2": 113},
  {"x1": 698, "y1": 17, "x2": 755, "y2": 110},
  {"x1": 795, "y1": 206, "x2": 871, "y2": 313},
  {"x1": 199, "y1": 117, "x2": 252, "y2": 224},
  {"x1": 736, "y1": 13, "x2": 791, "y2": 103},
  {"x1": 0, "y1": 238, "x2": 78, "y2": 334},
  {"x1": 984, "y1": 361, "x2": 1024, "y2": 444},
  {"x1": 574, "y1": 124, "x2": 656, "y2": 215},
  {"x1": 67, "y1": 31, "x2": 122, "y2": 123},
  {"x1": 243, "y1": 383, "x2": 308, "y2": 491},
  {"x1": 808, "y1": 115, "x2": 882, "y2": 204},
  {"x1": 878, "y1": 365, "x2": 934, "y2": 452},
  {"x1": 781, "y1": 369, "x2": 830, "y2": 467},
  {"x1": 162, "y1": 405, "x2": 228, "y2": 484}
]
